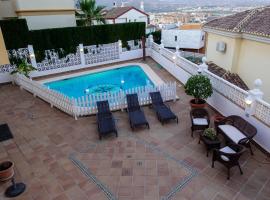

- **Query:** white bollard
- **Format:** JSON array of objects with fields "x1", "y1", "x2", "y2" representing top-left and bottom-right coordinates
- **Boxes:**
[
  {"x1": 79, "y1": 44, "x2": 86, "y2": 66},
  {"x1": 28, "y1": 45, "x2": 37, "y2": 68}
]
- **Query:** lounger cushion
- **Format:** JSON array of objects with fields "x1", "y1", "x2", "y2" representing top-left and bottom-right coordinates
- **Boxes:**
[
  {"x1": 193, "y1": 118, "x2": 208, "y2": 125},
  {"x1": 98, "y1": 117, "x2": 115, "y2": 134},
  {"x1": 219, "y1": 146, "x2": 236, "y2": 162},
  {"x1": 129, "y1": 110, "x2": 148, "y2": 126},
  {"x1": 156, "y1": 105, "x2": 176, "y2": 121},
  {"x1": 219, "y1": 125, "x2": 246, "y2": 144}
]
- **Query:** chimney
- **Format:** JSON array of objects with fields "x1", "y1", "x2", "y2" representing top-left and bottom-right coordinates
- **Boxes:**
[
  {"x1": 140, "y1": 1, "x2": 144, "y2": 11},
  {"x1": 113, "y1": 2, "x2": 117, "y2": 7}
]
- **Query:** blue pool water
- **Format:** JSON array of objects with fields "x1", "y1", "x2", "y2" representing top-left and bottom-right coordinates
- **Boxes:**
[{"x1": 44, "y1": 65, "x2": 154, "y2": 98}]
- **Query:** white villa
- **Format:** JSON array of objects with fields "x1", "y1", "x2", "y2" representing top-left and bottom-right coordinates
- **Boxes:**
[
  {"x1": 103, "y1": 6, "x2": 149, "y2": 25},
  {"x1": 161, "y1": 29, "x2": 205, "y2": 51}
]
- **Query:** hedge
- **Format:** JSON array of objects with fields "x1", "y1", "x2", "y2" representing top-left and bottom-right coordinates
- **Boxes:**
[
  {"x1": 0, "y1": 19, "x2": 146, "y2": 61},
  {"x1": 147, "y1": 30, "x2": 161, "y2": 44},
  {"x1": 0, "y1": 19, "x2": 29, "y2": 49}
]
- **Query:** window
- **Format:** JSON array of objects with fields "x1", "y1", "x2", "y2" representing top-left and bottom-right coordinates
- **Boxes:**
[{"x1": 175, "y1": 36, "x2": 178, "y2": 42}]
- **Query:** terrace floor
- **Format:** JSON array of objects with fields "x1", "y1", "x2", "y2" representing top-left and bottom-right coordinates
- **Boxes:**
[{"x1": 0, "y1": 58, "x2": 270, "y2": 200}]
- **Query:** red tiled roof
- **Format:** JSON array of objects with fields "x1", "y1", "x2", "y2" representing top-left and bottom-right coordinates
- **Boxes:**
[
  {"x1": 207, "y1": 62, "x2": 249, "y2": 91},
  {"x1": 104, "y1": 6, "x2": 148, "y2": 19},
  {"x1": 204, "y1": 6, "x2": 270, "y2": 38}
]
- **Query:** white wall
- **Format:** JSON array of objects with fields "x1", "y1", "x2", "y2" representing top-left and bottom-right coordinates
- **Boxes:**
[
  {"x1": 115, "y1": 18, "x2": 127, "y2": 23},
  {"x1": 105, "y1": 19, "x2": 114, "y2": 24},
  {"x1": 15, "y1": 0, "x2": 75, "y2": 10},
  {"x1": 0, "y1": 0, "x2": 17, "y2": 18},
  {"x1": 162, "y1": 30, "x2": 205, "y2": 49},
  {"x1": 21, "y1": 14, "x2": 76, "y2": 30}
]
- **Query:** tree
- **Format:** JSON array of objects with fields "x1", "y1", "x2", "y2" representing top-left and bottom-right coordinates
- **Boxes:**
[{"x1": 79, "y1": 0, "x2": 106, "y2": 26}]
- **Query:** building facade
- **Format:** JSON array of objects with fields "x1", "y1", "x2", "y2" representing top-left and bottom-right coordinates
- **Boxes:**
[
  {"x1": 161, "y1": 29, "x2": 205, "y2": 51},
  {"x1": 0, "y1": 0, "x2": 76, "y2": 30},
  {"x1": 0, "y1": 28, "x2": 9, "y2": 65},
  {"x1": 104, "y1": 6, "x2": 149, "y2": 25},
  {"x1": 203, "y1": 6, "x2": 270, "y2": 102}
]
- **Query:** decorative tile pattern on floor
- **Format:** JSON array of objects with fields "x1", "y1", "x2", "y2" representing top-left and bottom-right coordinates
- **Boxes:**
[{"x1": 69, "y1": 135, "x2": 197, "y2": 200}]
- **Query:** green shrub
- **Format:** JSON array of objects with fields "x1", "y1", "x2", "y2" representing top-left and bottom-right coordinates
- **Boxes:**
[
  {"x1": 0, "y1": 19, "x2": 29, "y2": 49},
  {"x1": 147, "y1": 30, "x2": 161, "y2": 44},
  {"x1": 203, "y1": 128, "x2": 217, "y2": 141},
  {"x1": 10, "y1": 60, "x2": 36, "y2": 78},
  {"x1": 185, "y1": 74, "x2": 213, "y2": 102}
]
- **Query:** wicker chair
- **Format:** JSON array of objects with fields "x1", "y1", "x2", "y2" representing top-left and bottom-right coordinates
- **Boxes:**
[
  {"x1": 217, "y1": 115, "x2": 257, "y2": 155},
  {"x1": 212, "y1": 143, "x2": 246, "y2": 179},
  {"x1": 190, "y1": 108, "x2": 210, "y2": 137}
]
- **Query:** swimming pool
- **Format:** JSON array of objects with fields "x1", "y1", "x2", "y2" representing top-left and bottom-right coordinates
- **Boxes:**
[{"x1": 44, "y1": 65, "x2": 154, "y2": 98}]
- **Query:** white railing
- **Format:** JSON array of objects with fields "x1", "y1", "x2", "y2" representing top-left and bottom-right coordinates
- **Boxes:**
[
  {"x1": 160, "y1": 48, "x2": 174, "y2": 62},
  {"x1": 73, "y1": 82, "x2": 177, "y2": 117},
  {"x1": 14, "y1": 74, "x2": 74, "y2": 116},
  {"x1": 176, "y1": 55, "x2": 199, "y2": 75},
  {"x1": 204, "y1": 70, "x2": 248, "y2": 109},
  {"x1": 14, "y1": 74, "x2": 177, "y2": 119},
  {"x1": 255, "y1": 99, "x2": 270, "y2": 125},
  {"x1": 150, "y1": 42, "x2": 270, "y2": 127}
]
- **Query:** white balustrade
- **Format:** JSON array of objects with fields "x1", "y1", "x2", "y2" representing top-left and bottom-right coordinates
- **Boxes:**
[{"x1": 13, "y1": 74, "x2": 177, "y2": 120}]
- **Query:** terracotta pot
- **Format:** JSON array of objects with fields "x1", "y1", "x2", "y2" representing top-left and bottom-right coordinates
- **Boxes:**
[
  {"x1": 214, "y1": 115, "x2": 225, "y2": 130},
  {"x1": 214, "y1": 115, "x2": 225, "y2": 123},
  {"x1": 189, "y1": 99, "x2": 206, "y2": 108},
  {"x1": 0, "y1": 161, "x2": 14, "y2": 182}
]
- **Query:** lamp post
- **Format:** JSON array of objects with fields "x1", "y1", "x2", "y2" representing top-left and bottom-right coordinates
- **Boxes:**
[
  {"x1": 142, "y1": 36, "x2": 146, "y2": 61},
  {"x1": 244, "y1": 79, "x2": 264, "y2": 117},
  {"x1": 198, "y1": 57, "x2": 208, "y2": 74}
]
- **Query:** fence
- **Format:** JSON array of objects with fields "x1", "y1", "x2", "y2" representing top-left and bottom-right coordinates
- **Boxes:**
[{"x1": 14, "y1": 74, "x2": 177, "y2": 119}]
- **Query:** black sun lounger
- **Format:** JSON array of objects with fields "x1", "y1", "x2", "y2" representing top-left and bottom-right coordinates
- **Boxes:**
[
  {"x1": 126, "y1": 94, "x2": 150, "y2": 130},
  {"x1": 150, "y1": 91, "x2": 178, "y2": 125},
  {"x1": 96, "y1": 100, "x2": 118, "y2": 140}
]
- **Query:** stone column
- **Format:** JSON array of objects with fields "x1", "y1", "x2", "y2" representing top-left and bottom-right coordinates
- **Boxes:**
[
  {"x1": 79, "y1": 44, "x2": 86, "y2": 66},
  {"x1": 28, "y1": 45, "x2": 37, "y2": 68}
]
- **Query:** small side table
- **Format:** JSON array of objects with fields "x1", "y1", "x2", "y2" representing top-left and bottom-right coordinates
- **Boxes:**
[{"x1": 199, "y1": 133, "x2": 221, "y2": 157}]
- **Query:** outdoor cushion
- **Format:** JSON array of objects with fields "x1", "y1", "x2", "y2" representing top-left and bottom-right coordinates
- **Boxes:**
[
  {"x1": 218, "y1": 125, "x2": 247, "y2": 144},
  {"x1": 156, "y1": 105, "x2": 177, "y2": 120},
  {"x1": 129, "y1": 110, "x2": 148, "y2": 126},
  {"x1": 193, "y1": 118, "x2": 208, "y2": 125},
  {"x1": 220, "y1": 146, "x2": 236, "y2": 162}
]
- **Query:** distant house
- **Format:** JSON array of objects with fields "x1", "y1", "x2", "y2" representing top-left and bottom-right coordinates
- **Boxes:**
[
  {"x1": 161, "y1": 29, "x2": 205, "y2": 52},
  {"x1": 103, "y1": 6, "x2": 149, "y2": 25},
  {"x1": 203, "y1": 6, "x2": 270, "y2": 102}
]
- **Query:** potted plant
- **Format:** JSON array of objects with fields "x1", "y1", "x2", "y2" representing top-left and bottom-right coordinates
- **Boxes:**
[
  {"x1": 0, "y1": 161, "x2": 14, "y2": 182},
  {"x1": 184, "y1": 74, "x2": 213, "y2": 108},
  {"x1": 202, "y1": 128, "x2": 218, "y2": 141},
  {"x1": 10, "y1": 60, "x2": 36, "y2": 78}
]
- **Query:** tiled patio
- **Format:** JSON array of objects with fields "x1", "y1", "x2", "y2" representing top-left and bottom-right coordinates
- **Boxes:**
[{"x1": 0, "y1": 58, "x2": 270, "y2": 200}]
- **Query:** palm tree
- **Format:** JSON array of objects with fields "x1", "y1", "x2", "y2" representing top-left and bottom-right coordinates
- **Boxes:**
[{"x1": 79, "y1": 0, "x2": 106, "y2": 26}]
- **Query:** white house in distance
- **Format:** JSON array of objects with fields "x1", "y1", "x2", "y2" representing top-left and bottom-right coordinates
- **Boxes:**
[
  {"x1": 161, "y1": 29, "x2": 205, "y2": 51},
  {"x1": 103, "y1": 6, "x2": 149, "y2": 25}
]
